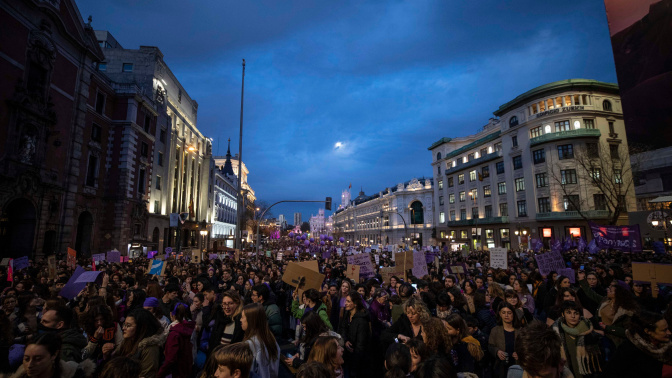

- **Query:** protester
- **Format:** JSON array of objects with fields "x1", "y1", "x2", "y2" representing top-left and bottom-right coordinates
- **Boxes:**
[
  {"x1": 241, "y1": 303, "x2": 280, "y2": 378},
  {"x1": 307, "y1": 335, "x2": 344, "y2": 378},
  {"x1": 383, "y1": 343, "x2": 412, "y2": 378},
  {"x1": 10, "y1": 333, "x2": 95, "y2": 378},
  {"x1": 114, "y1": 308, "x2": 164, "y2": 378},
  {"x1": 488, "y1": 303, "x2": 520, "y2": 378},
  {"x1": 551, "y1": 301, "x2": 603, "y2": 378},
  {"x1": 507, "y1": 322, "x2": 574, "y2": 378},
  {"x1": 157, "y1": 302, "x2": 195, "y2": 378},
  {"x1": 338, "y1": 291, "x2": 371, "y2": 377}
]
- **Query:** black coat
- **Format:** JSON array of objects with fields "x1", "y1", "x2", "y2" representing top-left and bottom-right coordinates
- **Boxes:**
[
  {"x1": 380, "y1": 314, "x2": 414, "y2": 345},
  {"x1": 604, "y1": 338, "x2": 665, "y2": 378},
  {"x1": 207, "y1": 309, "x2": 244, "y2": 355},
  {"x1": 339, "y1": 310, "x2": 371, "y2": 373}
]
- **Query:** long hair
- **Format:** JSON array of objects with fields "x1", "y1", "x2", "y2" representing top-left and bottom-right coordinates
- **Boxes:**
[
  {"x1": 146, "y1": 281, "x2": 163, "y2": 299},
  {"x1": 496, "y1": 302, "x2": 522, "y2": 328},
  {"x1": 611, "y1": 280, "x2": 639, "y2": 313},
  {"x1": 442, "y1": 313, "x2": 469, "y2": 340},
  {"x1": 553, "y1": 288, "x2": 584, "y2": 310},
  {"x1": 242, "y1": 303, "x2": 278, "y2": 364},
  {"x1": 26, "y1": 333, "x2": 63, "y2": 377},
  {"x1": 308, "y1": 336, "x2": 341, "y2": 372},
  {"x1": 347, "y1": 291, "x2": 366, "y2": 314},
  {"x1": 83, "y1": 304, "x2": 115, "y2": 338},
  {"x1": 222, "y1": 290, "x2": 243, "y2": 318},
  {"x1": 99, "y1": 356, "x2": 141, "y2": 378},
  {"x1": 118, "y1": 308, "x2": 161, "y2": 357},
  {"x1": 504, "y1": 289, "x2": 524, "y2": 309},
  {"x1": 127, "y1": 289, "x2": 146, "y2": 311},
  {"x1": 384, "y1": 343, "x2": 412, "y2": 378},
  {"x1": 301, "y1": 311, "x2": 329, "y2": 344}
]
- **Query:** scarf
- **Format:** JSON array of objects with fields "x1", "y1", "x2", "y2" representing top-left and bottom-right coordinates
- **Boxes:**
[
  {"x1": 626, "y1": 330, "x2": 672, "y2": 363},
  {"x1": 552, "y1": 318, "x2": 601, "y2": 375},
  {"x1": 462, "y1": 335, "x2": 484, "y2": 361}
]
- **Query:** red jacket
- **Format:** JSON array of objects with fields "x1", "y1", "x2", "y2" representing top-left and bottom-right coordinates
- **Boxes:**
[{"x1": 157, "y1": 320, "x2": 195, "y2": 378}]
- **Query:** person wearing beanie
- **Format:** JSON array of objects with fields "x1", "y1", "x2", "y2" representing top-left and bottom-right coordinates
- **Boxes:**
[{"x1": 144, "y1": 297, "x2": 170, "y2": 334}]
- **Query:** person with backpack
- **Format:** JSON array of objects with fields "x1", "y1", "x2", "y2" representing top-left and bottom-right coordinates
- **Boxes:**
[{"x1": 291, "y1": 288, "x2": 333, "y2": 330}]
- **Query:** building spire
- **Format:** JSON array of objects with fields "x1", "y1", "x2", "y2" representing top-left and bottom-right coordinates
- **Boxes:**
[
  {"x1": 226, "y1": 138, "x2": 231, "y2": 157},
  {"x1": 222, "y1": 138, "x2": 235, "y2": 177}
]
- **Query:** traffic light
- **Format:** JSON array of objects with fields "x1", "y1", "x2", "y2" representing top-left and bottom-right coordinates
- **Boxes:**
[{"x1": 325, "y1": 197, "x2": 332, "y2": 211}]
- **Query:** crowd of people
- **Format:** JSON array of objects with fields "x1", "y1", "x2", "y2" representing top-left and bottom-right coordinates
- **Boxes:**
[{"x1": 1, "y1": 241, "x2": 672, "y2": 378}]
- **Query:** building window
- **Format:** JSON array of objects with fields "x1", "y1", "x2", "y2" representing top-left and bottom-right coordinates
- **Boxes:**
[
  {"x1": 85, "y1": 154, "x2": 98, "y2": 187},
  {"x1": 459, "y1": 191, "x2": 466, "y2": 202},
  {"x1": 494, "y1": 142, "x2": 502, "y2": 152},
  {"x1": 498, "y1": 182, "x2": 506, "y2": 195},
  {"x1": 144, "y1": 114, "x2": 151, "y2": 133},
  {"x1": 480, "y1": 147, "x2": 487, "y2": 157},
  {"x1": 122, "y1": 63, "x2": 134, "y2": 72},
  {"x1": 558, "y1": 144, "x2": 574, "y2": 160},
  {"x1": 470, "y1": 170, "x2": 477, "y2": 182},
  {"x1": 450, "y1": 210, "x2": 455, "y2": 221},
  {"x1": 95, "y1": 91, "x2": 105, "y2": 114},
  {"x1": 555, "y1": 120, "x2": 570, "y2": 132},
  {"x1": 532, "y1": 149, "x2": 545, "y2": 164},
  {"x1": 460, "y1": 209, "x2": 467, "y2": 220},
  {"x1": 439, "y1": 212, "x2": 445, "y2": 223},
  {"x1": 158, "y1": 152, "x2": 164, "y2": 167},
  {"x1": 564, "y1": 195, "x2": 580, "y2": 211},
  {"x1": 500, "y1": 203, "x2": 508, "y2": 217},
  {"x1": 590, "y1": 168, "x2": 601, "y2": 183},
  {"x1": 472, "y1": 207, "x2": 479, "y2": 219},
  {"x1": 512, "y1": 135, "x2": 518, "y2": 147},
  {"x1": 470, "y1": 188, "x2": 478, "y2": 200},
  {"x1": 160, "y1": 128, "x2": 166, "y2": 143},
  {"x1": 483, "y1": 185, "x2": 491, "y2": 197},
  {"x1": 437, "y1": 165, "x2": 441, "y2": 175},
  {"x1": 535, "y1": 172, "x2": 548, "y2": 188},
  {"x1": 500, "y1": 228, "x2": 510, "y2": 239},
  {"x1": 509, "y1": 116, "x2": 519, "y2": 127},
  {"x1": 438, "y1": 180, "x2": 443, "y2": 189},
  {"x1": 460, "y1": 230, "x2": 468, "y2": 239},
  {"x1": 610, "y1": 144, "x2": 620, "y2": 159},
  {"x1": 496, "y1": 161, "x2": 505, "y2": 174},
  {"x1": 448, "y1": 177, "x2": 454, "y2": 187},
  {"x1": 156, "y1": 175, "x2": 162, "y2": 190},
  {"x1": 587, "y1": 143, "x2": 599, "y2": 158},
  {"x1": 538, "y1": 197, "x2": 551, "y2": 213},
  {"x1": 98, "y1": 62, "x2": 107, "y2": 71},
  {"x1": 439, "y1": 196, "x2": 444, "y2": 205},
  {"x1": 91, "y1": 123, "x2": 101, "y2": 142},
  {"x1": 138, "y1": 168, "x2": 146, "y2": 194},
  {"x1": 530, "y1": 126, "x2": 542, "y2": 138},
  {"x1": 513, "y1": 156, "x2": 523, "y2": 170},
  {"x1": 436, "y1": 152, "x2": 442, "y2": 161},
  {"x1": 458, "y1": 174, "x2": 465, "y2": 185},
  {"x1": 561, "y1": 169, "x2": 577, "y2": 185},
  {"x1": 594, "y1": 194, "x2": 607, "y2": 210},
  {"x1": 614, "y1": 169, "x2": 623, "y2": 184},
  {"x1": 482, "y1": 166, "x2": 490, "y2": 178},
  {"x1": 484, "y1": 205, "x2": 493, "y2": 218},
  {"x1": 515, "y1": 177, "x2": 525, "y2": 192},
  {"x1": 609, "y1": 122, "x2": 615, "y2": 135},
  {"x1": 603, "y1": 100, "x2": 612, "y2": 111},
  {"x1": 141, "y1": 142, "x2": 149, "y2": 158},
  {"x1": 154, "y1": 200, "x2": 160, "y2": 214},
  {"x1": 517, "y1": 200, "x2": 527, "y2": 217},
  {"x1": 584, "y1": 119, "x2": 595, "y2": 129},
  {"x1": 449, "y1": 194, "x2": 455, "y2": 204}
]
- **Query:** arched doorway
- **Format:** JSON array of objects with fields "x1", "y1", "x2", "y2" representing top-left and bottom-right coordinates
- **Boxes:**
[
  {"x1": 410, "y1": 201, "x2": 424, "y2": 224},
  {"x1": 0, "y1": 198, "x2": 36, "y2": 258},
  {"x1": 75, "y1": 211, "x2": 94, "y2": 257}
]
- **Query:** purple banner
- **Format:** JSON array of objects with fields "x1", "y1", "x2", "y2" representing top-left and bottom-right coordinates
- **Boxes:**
[
  {"x1": 589, "y1": 222, "x2": 642, "y2": 253},
  {"x1": 13, "y1": 256, "x2": 29, "y2": 271},
  {"x1": 322, "y1": 251, "x2": 331, "y2": 259}
]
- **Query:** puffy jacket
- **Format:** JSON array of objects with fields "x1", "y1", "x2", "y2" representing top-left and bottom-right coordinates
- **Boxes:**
[
  {"x1": 158, "y1": 320, "x2": 195, "y2": 378},
  {"x1": 58, "y1": 328, "x2": 87, "y2": 363},
  {"x1": 115, "y1": 330, "x2": 165, "y2": 378},
  {"x1": 262, "y1": 300, "x2": 283, "y2": 340}
]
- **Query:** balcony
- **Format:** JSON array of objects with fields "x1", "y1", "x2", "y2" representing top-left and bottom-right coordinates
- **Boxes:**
[
  {"x1": 535, "y1": 210, "x2": 610, "y2": 220},
  {"x1": 447, "y1": 216, "x2": 509, "y2": 226},
  {"x1": 445, "y1": 150, "x2": 502, "y2": 175},
  {"x1": 529, "y1": 128, "x2": 601, "y2": 147}
]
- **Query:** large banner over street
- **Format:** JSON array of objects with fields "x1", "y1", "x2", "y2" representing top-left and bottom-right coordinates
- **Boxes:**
[{"x1": 589, "y1": 222, "x2": 642, "y2": 253}]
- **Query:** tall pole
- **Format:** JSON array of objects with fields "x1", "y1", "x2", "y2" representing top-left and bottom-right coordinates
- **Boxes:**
[{"x1": 235, "y1": 59, "x2": 246, "y2": 250}]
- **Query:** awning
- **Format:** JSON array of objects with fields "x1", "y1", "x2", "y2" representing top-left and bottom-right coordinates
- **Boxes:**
[{"x1": 649, "y1": 196, "x2": 672, "y2": 203}]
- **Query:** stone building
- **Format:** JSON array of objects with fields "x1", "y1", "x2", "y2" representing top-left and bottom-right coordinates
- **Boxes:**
[
  {"x1": 333, "y1": 179, "x2": 434, "y2": 247},
  {"x1": 210, "y1": 140, "x2": 238, "y2": 250},
  {"x1": 429, "y1": 79, "x2": 635, "y2": 251}
]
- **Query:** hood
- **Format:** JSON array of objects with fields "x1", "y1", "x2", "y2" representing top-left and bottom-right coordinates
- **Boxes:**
[
  {"x1": 171, "y1": 320, "x2": 196, "y2": 337},
  {"x1": 59, "y1": 328, "x2": 88, "y2": 348},
  {"x1": 137, "y1": 329, "x2": 167, "y2": 350}
]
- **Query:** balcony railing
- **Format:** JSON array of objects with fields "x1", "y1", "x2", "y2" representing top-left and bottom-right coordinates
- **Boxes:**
[
  {"x1": 445, "y1": 151, "x2": 502, "y2": 175},
  {"x1": 446, "y1": 216, "x2": 509, "y2": 226},
  {"x1": 535, "y1": 210, "x2": 610, "y2": 220},
  {"x1": 529, "y1": 128, "x2": 601, "y2": 147}
]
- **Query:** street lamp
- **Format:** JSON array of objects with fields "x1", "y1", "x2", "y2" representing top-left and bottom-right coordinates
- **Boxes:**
[{"x1": 469, "y1": 191, "x2": 480, "y2": 251}]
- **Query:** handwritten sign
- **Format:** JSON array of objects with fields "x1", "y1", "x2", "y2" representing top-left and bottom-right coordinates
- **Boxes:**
[
  {"x1": 346, "y1": 253, "x2": 375, "y2": 279},
  {"x1": 346, "y1": 264, "x2": 360, "y2": 282},
  {"x1": 394, "y1": 251, "x2": 414, "y2": 270},
  {"x1": 380, "y1": 266, "x2": 404, "y2": 283},
  {"x1": 557, "y1": 268, "x2": 576, "y2": 283},
  {"x1": 277, "y1": 252, "x2": 283, "y2": 261},
  {"x1": 107, "y1": 250, "x2": 120, "y2": 263},
  {"x1": 412, "y1": 252, "x2": 428, "y2": 278},
  {"x1": 535, "y1": 250, "x2": 566, "y2": 276},
  {"x1": 632, "y1": 262, "x2": 672, "y2": 298},
  {"x1": 489, "y1": 248, "x2": 508, "y2": 269},
  {"x1": 92, "y1": 253, "x2": 106, "y2": 262}
]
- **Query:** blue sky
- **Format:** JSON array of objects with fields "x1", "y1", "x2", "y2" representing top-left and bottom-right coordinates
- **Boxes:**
[{"x1": 76, "y1": 0, "x2": 618, "y2": 222}]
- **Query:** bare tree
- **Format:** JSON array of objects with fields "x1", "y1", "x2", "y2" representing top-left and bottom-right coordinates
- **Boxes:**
[{"x1": 549, "y1": 141, "x2": 641, "y2": 225}]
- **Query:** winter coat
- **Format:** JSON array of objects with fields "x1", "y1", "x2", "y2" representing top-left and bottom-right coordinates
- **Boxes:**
[
  {"x1": 338, "y1": 309, "x2": 371, "y2": 374},
  {"x1": 380, "y1": 313, "x2": 414, "y2": 345},
  {"x1": 82, "y1": 323, "x2": 123, "y2": 363},
  {"x1": 262, "y1": 300, "x2": 283, "y2": 340},
  {"x1": 207, "y1": 310, "x2": 244, "y2": 354},
  {"x1": 291, "y1": 300, "x2": 332, "y2": 330},
  {"x1": 114, "y1": 330, "x2": 165, "y2": 378},
  {"x1": 10, "y1": 359, "x2": 96, "y2": 378},
  {"x1": 157, "y1": 320, "x2": 196, "y2": 378},
  {"x1": 368, "y1": 299, "x2": 391, "y2": 342},
  {"x1": 476, "y1": 308, "x2": 497, "y2": 337},
  {"x1": 245, "y1": 335, "x2": 280, "y2": 378},
  {"x1": 58, "y1": 328, "x2": 88, "y2": 363},
  {"x1": 489, "y1": 326, "x2": 519, "y2": 378}
]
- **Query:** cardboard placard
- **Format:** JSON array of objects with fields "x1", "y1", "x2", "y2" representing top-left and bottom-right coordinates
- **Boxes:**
[
  {"x1": 282, "y1": 261, "x2": 325, "y2": 292},
  {"x1": 297, "y1": 260, "x2": 320, "y2": 272},
  {"x1": 449, "y1": 264, "x2": 467, "y2": 274},
  {"x1": 67, "y1": 248, "x2": 77, "y2": 269},
  {"x1": 380, "y1": 266, "x2": 404, "y2": 284},
  {"x1": 394, "y1": 251, "x2": 414, "y2": 270},
  {"x1": 489, "y1": 248, "x2": 508, "y2": 269},
  {"x1": 412, "y1": 251, "x2": 428, "y2": 278},
  {"x1": 192, "y1": 250, "x2": 201, "y2": 264},
  {"x1": 148, "y1": 259, "x2": 167, "y2": 276},
  {"x1": 47, "y1": 255, "x2": 57, "y2": 280},
  {"x1": 632, "y1": 262, "x2": 672, "y2": 298},
  {"x1": 0, "y1": 258, "x2": 9, "y2": 266},
  {"x1": 347, "y1": 253, "x2": 375, "y2": 279},
  {"x1": 346, "y1": 264, "x2": 360, "y2": 282}
]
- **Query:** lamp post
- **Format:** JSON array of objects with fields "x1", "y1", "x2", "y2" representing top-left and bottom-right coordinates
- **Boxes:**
[
  {"x1": 234, "y1": 59, "x2": 246, "y2": 251},
  {"x1": 381, "y1": 210, "x2": 409, "y2": 250},
  {"x1": 514, "y1": 224, "x2": 528, "y2": 250},
  {"x1": 469, "y1": 191, "x2": 480, "y2": 251}
]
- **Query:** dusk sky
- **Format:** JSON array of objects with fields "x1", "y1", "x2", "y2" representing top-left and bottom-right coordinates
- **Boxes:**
[{"x1": 76, "y1": 0, "x2": 619, "y2": 223}]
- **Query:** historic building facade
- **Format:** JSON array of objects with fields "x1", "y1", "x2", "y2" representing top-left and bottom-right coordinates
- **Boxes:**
[
  {"x1": 210, "y1": 141, "x2": 238, "y2": 250},
  {"x1": 333, "y1": 179, "x2": 434, "y2": 247},
  {"x1": 429, "y1": 79, "x2": 635, "y2": 250}
]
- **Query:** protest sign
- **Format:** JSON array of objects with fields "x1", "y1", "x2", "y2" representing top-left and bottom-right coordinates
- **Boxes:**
[
  {"x1": 346, "y1": 264, "x2": 360, "y2": 282},
  {"x1": 74, "y1": 271, "x2": 103, "y2": 284},
  {"x1": 380, "y1": 267, "x2": 404, "y2": 283},
  {"x1": 632, "y1": 262, "x2": 672, "y2": 297},
  {"x1": 13, "y1": 256, "x2": 29, "y2": 271},
  {"x1": 59, "y1": 266, "x2": 86, "y2": 300},
  {"x1": 557, "y1": 268, "x2": 576, "y2": 283},
  {"x1": 365, "y1": 248, "x2": 371, "y2": 253},
  {"x1": 67, "y1": 248, "x2": 77, "y2": 269},
  {"x1": 489, "y1": 248, "x2": 508, "y2": 269},
  {"x1": 47, "y1": 255, "x2": 57, "y2": 280},
  {"x1": 0, "y1": 258, "x2": 9, "y2": 266},
  {"x1": 120, "y1": 256, "x2": 129, "y2": 263},
  {"x1": 449, "y1": 264, "x2": 467, "y2": 275},
  {"x1": 589, "y1": 222, "x2": 642, "y2": 253},
  {"x1": 192, "y1": 250, "x2": 201, "y2": 264},
  {"x1": 107, "y1": 250, "x2": 120, "y2": 263},
  {"x1": 282, "y1": 262, "x2": 325, "y2": 291},
  {"x1": 412, "y1": 251, "x2": 428, "y2": 278},
  {"x1": 147, "y1": 251, "x2": 158, "y2": 259},
  {"x1": 394, "y1": 251, "x2": 414, "y2": 270},
  {"x1": 148, "y1": 260, "x2": 167, "y2": 276},
  {"x1": 92, "y1": 253, "x2": 106, "y2": 262},
  {"x1": 277, "y1": 252, "x2": 283, "y2": 261},
  {"x1": 535, "y1": 250, "x2": 566, "y2": 276},
  {"x1": 374, "y1": 254, "x2": 380, "y2": 266},
  {"x1": 347, "y1": 253, "x2": 375, "y2": 279},
  {"x1": 322, "y1": 251, "x2": 331, "y2": 259},
  {"x1": 461, "y1": 249, "x2": 469, "y2": 258},
  {"x1": 297, "y1": 260, "x2": 320, "y2": 272}
]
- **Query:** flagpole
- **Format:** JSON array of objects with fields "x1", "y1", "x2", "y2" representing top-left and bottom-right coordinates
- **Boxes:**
[{"x1": 235, "y1": 59, "x2": 246, "y2": 250}]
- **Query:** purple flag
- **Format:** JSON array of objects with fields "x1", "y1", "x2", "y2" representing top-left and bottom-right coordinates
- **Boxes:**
[
  {"x1": 531, "y1": 239, "x2": 542, "y2": 253},
  {"x1": 551, "y1": 238, "x2": 562, "y2": 253},
  {"x1": 578, "y1": 237, "x2": 587, "y2": 253},
  {"x1": 562, "y1": 236, "x2": 572, "y2": 252},
  {"x1": 587, "y1": 239, "x2": 599, "y2": 254}
]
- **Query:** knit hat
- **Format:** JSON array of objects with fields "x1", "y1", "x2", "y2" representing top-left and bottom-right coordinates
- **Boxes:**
[{"x1": 143, "y1": 297, "x2": 159, "y2": 308}]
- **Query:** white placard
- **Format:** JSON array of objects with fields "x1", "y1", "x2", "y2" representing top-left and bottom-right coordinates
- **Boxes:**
[{"x1": 489, "y1": 247, "x2": 508, "y2": 269}]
